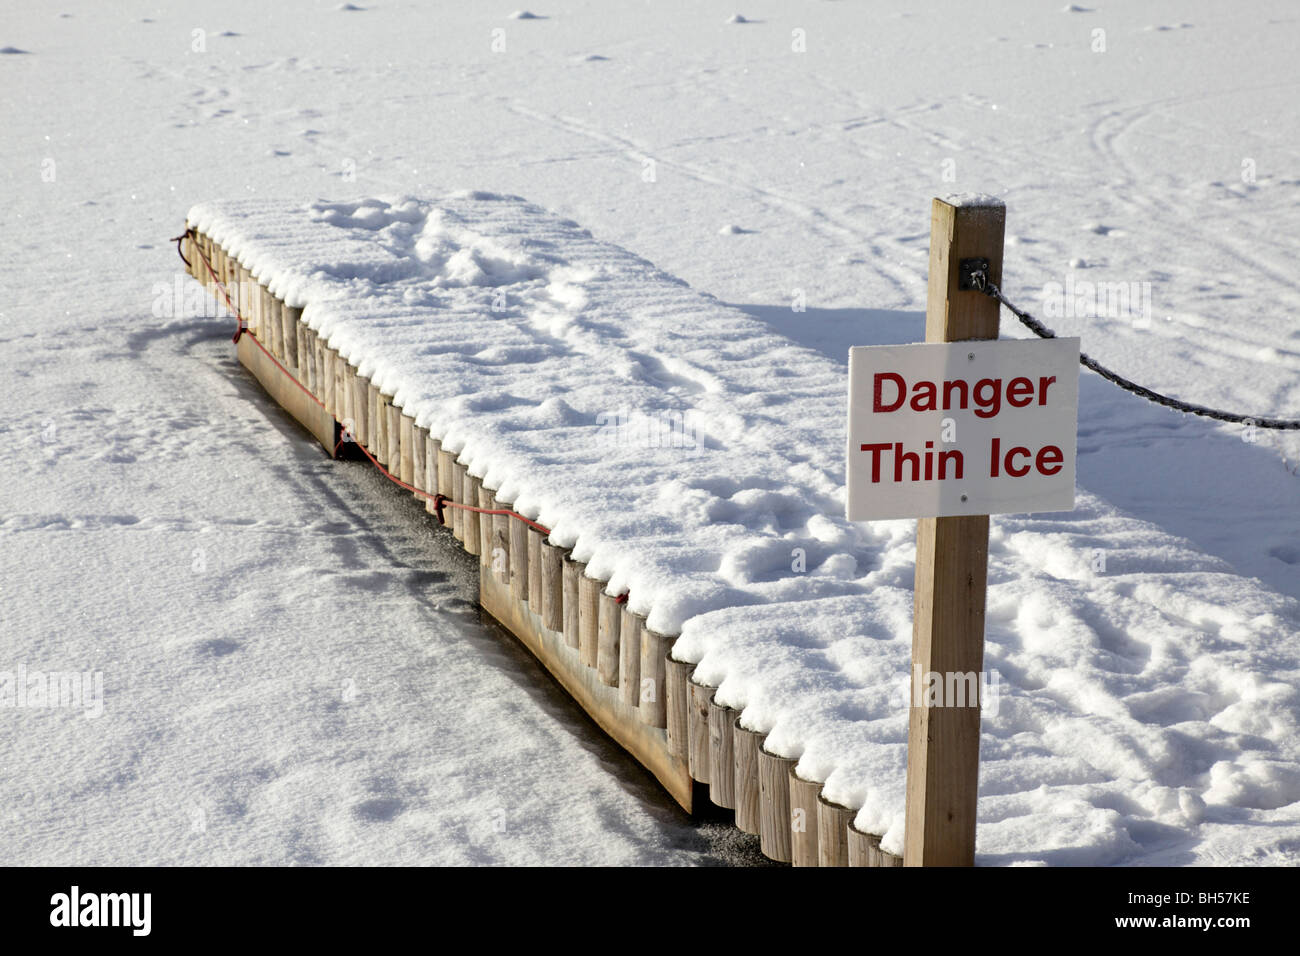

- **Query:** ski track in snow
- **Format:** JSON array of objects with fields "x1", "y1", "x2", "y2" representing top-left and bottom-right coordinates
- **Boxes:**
[{"x1": 3, "y1": 0, "x2": 1300, "y2": 866}]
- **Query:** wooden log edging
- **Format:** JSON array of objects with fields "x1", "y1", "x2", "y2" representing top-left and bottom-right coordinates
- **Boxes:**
[
  {"x1": 190, "y1": 226, "x2": 909, "y2": 865},
  {"x1": 686, "y1": 676, "x2": 712, "y2": 785},
  {"x1": 817, "y1": 793, "x2": 853, "y2": 868},
  {"x1": 758, "y1": 745, "x2": 797, "y2": 863},
  {"x1": 789, "y1": 769, "x2": 821, "y2": 867},
  {"x1": 733, "y1": 719, "x2": 763, "y2": 836},
  {"x1": 707, "y1": 694, "x2": 736, "y2": 810}
]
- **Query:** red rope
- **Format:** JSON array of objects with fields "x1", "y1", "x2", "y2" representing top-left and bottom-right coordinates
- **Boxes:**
[
  {"x1": 334, "y1": 430, "x2": 552, "y2": 535},
  {"x1": 187, "y1": 227, "x2": 553, "y2": 538}
]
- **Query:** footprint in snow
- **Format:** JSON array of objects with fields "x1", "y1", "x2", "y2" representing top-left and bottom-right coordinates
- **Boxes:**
[
  {"x1": 201, "y1": 638, "x2": 241, "y2": 658},
  {"x1": 353, "y1": 797, "x2": 404, "y2": 822}
]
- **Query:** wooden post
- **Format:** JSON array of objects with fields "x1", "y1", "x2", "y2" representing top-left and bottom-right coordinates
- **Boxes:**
[
  {"x1": 269, "y1": 292, "x2": 281, "y2": 359},
  {"x1": 426, "y1": 439, "x2": 441, "y2": 516},
  {"x1": 561, "y1": 556, "x2": 583, "y2": 649},
  {"x1": 664, "y1": 656, "x2": 692, "y2": 760},
  {"x1": 686, "y1": 676, "x2": 712, "y2": 784},
  {"x1": 876, "y1": 845, "x2": 904, "y2": 867},
  {"x1": 540, "y1": 540, "x2": 565, "y2": 632},
  {"x1": 618, "y1": 607, "x2": 643, "y2": 708},
  {"x1": 707, "y1": 694, "x2": 736, "y2": 809},
  {"x1": 637, "y1": 628, "x2": 670, "y2": 728},
  {"x1": 436, "y1": 445, "x2": 454, "y2": 521},
  {"x1": 333, "y1": 352, "x2": 345, "y2": 423},
  {"x1": 508, "y1": 503, "x2": 529, "y2": 600},
  {"x1": 462, "y1": 474, "x2": 481, "y2": 557},
  {"x1": 847, "y1": 824, "x2": 879, "y2": 867},
  {"x1": 367, "y1": 383, "x2": 380, "y2": 455},
  {"x1": 297, "y1": 321, "x2": 311, "y2": 391},
  {"x1": 339, "y1": 354, "x2": 354, "y2": 432},
  {"x1": 527, "y1": 528, "x2": 543, "y2": 608},
  {"x1": 477, "y1": 485, "x2": 496, "y2": 565},
  {"x1": 816, "y1": 794, "x2": 853, "y2": 867},
  {"x1": 303, "y1": 329, "x2": 318, "y2": 395},
  {"x1": 385, "y1": 401, "x2": 401, "y2": 475},
  {"x1": 451, "y1": 459, "x2": 466, "y2": 543},
  {"x1": 261, "y1": 289, "x2": 277, "y2": 358},
  {"x1": 325, "y1": 348, "x2": 340, "y2": 419},
  {"x1": 375, "y1": 393, "x2": 391, "y2": 465},
  {"x1": 578, "y1": 573, "x2": 601, "y2": 669},
  {"x1": 596, "y1": 590, "x2": 621, "y2": 686},
  {"x1": 492, "y1": 495, "x2": 512, "y2": 584},
  {"x1": 281, "y1": 299, "x2": 297, "y2": 371},
  {"x1": 788, "y1": 769, "x2": 821, "y2": 867},
  {"x1": 904, "y1": 196, "x2": 1005, "y2": 868},
  {"x1": 411, "y1": 425, "x2": 427, "y2": 499},
  {"x1": 399, "y1": 414, "x2": 415, "y2": 486},
  {"x1": 733, "y1": 720, "x2": 763, "y2": 835},
  {"x1": 236, "y1": 264, "x2": 250, "y2": 332},
  {"x1": 758, "y1": 746, "x2": 796, "y2": 863}
]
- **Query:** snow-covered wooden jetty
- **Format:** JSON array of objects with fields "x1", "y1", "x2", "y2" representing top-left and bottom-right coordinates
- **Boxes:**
[{"x1": 180, "y1": 195, "x2": 909, "y2": 865}]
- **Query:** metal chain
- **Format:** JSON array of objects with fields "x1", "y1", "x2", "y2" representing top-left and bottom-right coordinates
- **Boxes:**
[{"x1": 964, "y1": 269, "x2": 1300, "y2": 431}]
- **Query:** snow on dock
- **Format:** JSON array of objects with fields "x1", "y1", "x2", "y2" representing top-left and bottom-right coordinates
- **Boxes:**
[{"x1": 186, "y1": 194, "x2": 1300, "y2": 865}]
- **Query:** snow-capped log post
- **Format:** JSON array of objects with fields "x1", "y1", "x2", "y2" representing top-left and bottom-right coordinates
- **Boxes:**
[
  {"x1": 732, "y1": 719, "x2": 763, "y2": 835},
  {"x1": 707, "y1": 694, "x2": 736, "y2": 810},
  {"x1": 816, "y1": 793, "x2": 853, "y2": 867},
  {"x1": 664, "y1": 656, "x2": 693, "y2": 759},
  {"x1": 431, "y1": 442, "x2": 447, "y2": 515},
  {"x1": 686, "y1": 675, "x2": 713, "y2": 784},
  {"x1": 846, "y1": 823, "x2": 881, "y2": 867},
  {"x1": 462, "y1": 473, "x2": 481, "y2": 558},
  {"x1": 437, "y1": 444, "x2": 455, "y2": 528},
  {"x1": 477, "y1": 484, "x2": 496, "y2": 563},
  {"x1": 399, "y1": 414, "x2": 416, "y2": 486},
  {"x1": 561, "y1": 555, "x2": 583, "y2": 649},
  {"x1": 527, "y1": 528, "x2": 543, "y2": 608},
  {"x1": 453, "y1": 459, "x2": 469, "y2": 544},
  {"x1": 907, "y1": 196, "x2": 1003, "y2": 867},
  {"x1": 596, "y1": 590, "x2": 622, "y2": 685},
  {"x1": 618, "y1": 606, "x2": 643, "y2": 708},
  {"x1": 578, "y1": 572, "x2": 602, "y2": 669},
  {"x1": 789, "y1": 769, "x2": 822, "y2": 867},
  {"x1": 493, "y1": 494, "x2": 513, "y2": 584},
  {"x1": 637, "y1": 627, "x2": 670, "y2": 728},
  {"x1": 758, "y1": 745, "x2": 797, "y2": 863},
  {"x1": 508, "y1": 500, "x2": 529, "y2": 601},
  {"x1": 411, "y1": 426, "x2": 427, "y2": 502},
  {"x1": 540, "y1": 540, "x2": 565, "y2": 632}
]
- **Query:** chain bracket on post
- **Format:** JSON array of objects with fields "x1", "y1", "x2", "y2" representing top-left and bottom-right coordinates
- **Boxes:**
[{"x1": 958, "y1": 257, "x2": 989, "y2": 293}]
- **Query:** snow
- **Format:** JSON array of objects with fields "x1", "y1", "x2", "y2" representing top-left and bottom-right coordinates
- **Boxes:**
[{"x1": 4, "y1": 0, "x2": 1300, "y2": 866}]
